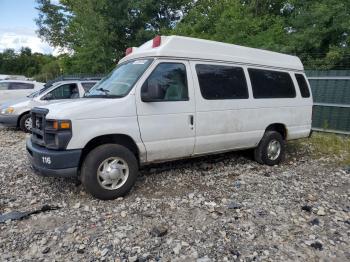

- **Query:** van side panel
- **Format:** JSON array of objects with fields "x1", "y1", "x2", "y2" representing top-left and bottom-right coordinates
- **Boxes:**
[{"x1": 191, "y1": 61, "x2": 312, "y2": 155}]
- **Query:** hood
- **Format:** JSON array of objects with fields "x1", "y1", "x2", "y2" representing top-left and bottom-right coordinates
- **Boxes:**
[
  {"x1": 0, "y1": 97, "x2": 32, "y2": 109},
  {"x1": 38, "y1": 96, "x2": 136, "y2": 120}
]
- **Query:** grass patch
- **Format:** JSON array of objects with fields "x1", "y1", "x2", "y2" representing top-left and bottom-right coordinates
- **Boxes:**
[{"x1": 288, "y1": 132, "x2": 350, "y2": 165}]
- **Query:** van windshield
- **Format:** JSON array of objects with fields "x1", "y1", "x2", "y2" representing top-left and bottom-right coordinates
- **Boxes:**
[{"x1": 85, "y1": 59, "x2": 153, "y2": 98}]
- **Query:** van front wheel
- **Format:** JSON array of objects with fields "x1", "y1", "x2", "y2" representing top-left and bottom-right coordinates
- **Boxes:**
[
  {"x1": 81, "y1": 144, "x2": 138, "y2": 200},
  {"x1": 254, "y1": 131, "x2": 285, "y2": 166}
]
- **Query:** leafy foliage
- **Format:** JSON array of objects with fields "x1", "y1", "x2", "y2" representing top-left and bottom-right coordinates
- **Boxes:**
[
  {"x1": 35, "y1": 0, "x2": 193, "y2": 73},
  {"x1": 0, "y1": 47, "x2": 60, "y2": 81},
  {"x1": 174, "y1": 0, "x2": 350, "y2": 69},
  {"x1": 2, "y1": 0, "x2": 349, "y2": 79}
]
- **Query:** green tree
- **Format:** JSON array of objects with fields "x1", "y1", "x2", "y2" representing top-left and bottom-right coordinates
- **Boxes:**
[
  {"x1": 0, "y1": 47, "x2": 60, "y2": 80},
  {"x1": 35, "y1": 0, "x2": 350, "y2": 71},
  {"x1": 175, "y1": 0, "x2": 350, "y2": 69},
  {"x1": 36, "y1": 0, "x2": 193, "y2": 73}
]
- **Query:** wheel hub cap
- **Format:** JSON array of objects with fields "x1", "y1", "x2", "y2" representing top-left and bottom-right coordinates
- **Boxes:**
[
  {"x1": 97, "y1": 157, "x2": 129, "y2": 190},
  {"x1": 25, "y1": 118, "x2": 32, "y2": 131},
  {"x1": 267, "y1": 139, "x2": 281, "y2": 161}
]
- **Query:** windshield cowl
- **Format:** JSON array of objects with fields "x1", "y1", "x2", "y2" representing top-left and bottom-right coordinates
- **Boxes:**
[{"x1": 83, "y1": 94, "x2": 124, "y2": 99}]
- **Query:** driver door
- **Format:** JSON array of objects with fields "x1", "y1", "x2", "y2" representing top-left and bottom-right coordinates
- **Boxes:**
[{"x1": 135, "y1": 60, "x2": 196, "y2": 162}]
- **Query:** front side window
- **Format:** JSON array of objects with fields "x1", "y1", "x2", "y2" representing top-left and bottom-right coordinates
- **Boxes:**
[
  {"x1": 9, "y1": 82, "x2": 34, "y2": 90},
  {"x1": 43, "y1": 83, "x2": 79, "y2": 100},
  {"x1": 249, "y1": 68, "x2": 296, "y2": 99},
  {"x1": 86, "y1": 59, "x2": 153, "y2": 98},
  {"x1": 295, "y1": 74, "x2": 311, "y2": 98},
  {"x1": 141, "y1": 63, "x2": 188, "y2": 101},
  {"x1": 0, "y1": 82, "x2": 9, "y2": 90},
  {"x1": 196, "y1": 64, "x2": 248, "y2": 100}
]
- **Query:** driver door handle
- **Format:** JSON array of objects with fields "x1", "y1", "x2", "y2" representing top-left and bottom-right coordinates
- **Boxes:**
[{"x1": 189, "y1": 114, "x2": 194, "y2": 129}]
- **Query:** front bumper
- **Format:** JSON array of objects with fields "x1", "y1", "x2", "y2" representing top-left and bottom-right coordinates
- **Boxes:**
[
  {"x1": 0, "y1": 114, "x2": 19, "y2": 127},
  {"x1": 26, "y1": 138, "x2": 81, "y2": 178}
]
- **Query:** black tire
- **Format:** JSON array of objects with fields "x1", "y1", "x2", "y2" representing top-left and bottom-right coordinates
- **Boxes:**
[
  {"x1": 81, "y1": 144, "x2": 139, "y2": 200},
  {"x1": 19, "y1": 113, "x2": 32, "y2": 133},
  {"x1": 254, "y1": 131, "x2": 285, "y2": 166}
]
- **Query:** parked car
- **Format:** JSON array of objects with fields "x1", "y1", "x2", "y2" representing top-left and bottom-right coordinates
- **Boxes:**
[
  {"x1": 26, "y1": 35, "x2": 313, "y2": 200},
  {"x1": 0, "y1": 80, "x2": 44, "y2": 105},
  {"x1": 0, "y1": 80, "x2": 98, "y2": 132}
]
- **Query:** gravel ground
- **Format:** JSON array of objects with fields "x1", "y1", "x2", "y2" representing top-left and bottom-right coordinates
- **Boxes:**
[{"x1": 0, "y1": 127, "x2": 349, "y2": 262}]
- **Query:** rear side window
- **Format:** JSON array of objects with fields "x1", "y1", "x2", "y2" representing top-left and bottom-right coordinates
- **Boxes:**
[
  {"x1": 248, "y1": 69, "x2": 296, "y2": 98},
  {"x1": 196, "y1": 64, "x2": 248, "y2": 100},
  {"x1": 295, "y1": 74, "x2": 310, "y2": 98},
  {"x1": 81, "y1": 82, "x2": 96, "y2": 92},
  {"x1": 8, "y1": 82, "x2": 34, "y2": 90},
  {"x1": 0, "y1": 82, "x2": 9, "y2": 90}
]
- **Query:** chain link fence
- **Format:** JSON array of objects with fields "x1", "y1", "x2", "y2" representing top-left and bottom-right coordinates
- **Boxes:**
[{"x1": 306, "y1": 70, "x2": 350, "y2": 135}]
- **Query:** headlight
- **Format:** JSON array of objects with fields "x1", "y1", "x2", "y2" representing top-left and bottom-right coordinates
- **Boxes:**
[
  {"x1": 1, "y1": 107, "x2": 15, "y2": 114},
  {"x1": 44, "y1": 119, "x2": 72, "y2": 150}
]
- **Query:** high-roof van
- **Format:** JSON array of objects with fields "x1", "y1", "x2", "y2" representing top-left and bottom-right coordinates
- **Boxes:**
[{"x1": 26, "y1": 36, "x2": 313, "y2": 200}]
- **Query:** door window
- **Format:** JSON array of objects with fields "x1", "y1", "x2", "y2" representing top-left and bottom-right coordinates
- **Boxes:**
[
  {"x1": 0, "y1": 82, "x2": 9, "y2": 90},
  {"x1": 43, "y1": 83, "x2": 79, "y2": 100},
  {"x1": 9, "y1": 82, "x2": 34, "y2": 90},
  {"x1": 195, "y1": 64, "x2": 248, "y2": 100},
  {"x1": 141, "y1": 63, "x2": 188, "y2": 101}
]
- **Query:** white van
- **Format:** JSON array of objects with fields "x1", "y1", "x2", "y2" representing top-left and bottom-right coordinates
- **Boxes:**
[
  {"x1": 0, "y1": 80, "x2": 44, "y2": 105},
  {"x1": 26, "y1": 36, "x2": 313, "y2": 200},
  {"x1": 0, "y1": 80, "x2": 98, "y2": 132}
]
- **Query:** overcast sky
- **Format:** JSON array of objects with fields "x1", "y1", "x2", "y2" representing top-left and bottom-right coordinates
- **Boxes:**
[{"x1": 0, "y1": 0, "x2": 57, "y2": 54}]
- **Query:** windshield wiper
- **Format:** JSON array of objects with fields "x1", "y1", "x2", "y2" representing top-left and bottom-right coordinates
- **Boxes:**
[
  {"x1": 96, "y1": 87, "x2": 110, "y2": 94},
  {"x1": 84, "y1": 94, "x2": 124, "y2": 99}
]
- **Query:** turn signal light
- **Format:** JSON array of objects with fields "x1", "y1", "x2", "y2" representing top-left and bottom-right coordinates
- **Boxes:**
[
  {"x1": 152, "y1": 35, "x2": 161, "y2": 48},
  {"x1": 53, "y1": 120, "x2": 71, "y2": 130},
  {"x1": 60, "y1": 121, "x2": 71, "y2": 129}
]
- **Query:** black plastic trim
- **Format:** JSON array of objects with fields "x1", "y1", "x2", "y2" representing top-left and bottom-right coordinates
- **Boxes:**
[{"x1": 26, "y1": 138, "x2": 81, "y2": 177}]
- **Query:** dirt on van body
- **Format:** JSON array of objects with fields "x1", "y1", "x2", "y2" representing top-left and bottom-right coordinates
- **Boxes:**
[{"x1": 0, "y1": 127, "x2": 349, "y2": 262}]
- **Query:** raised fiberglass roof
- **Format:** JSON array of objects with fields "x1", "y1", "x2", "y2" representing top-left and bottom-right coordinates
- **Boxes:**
[{"x1": 119, "y1": 35, "x2": 304, "y2": 71}]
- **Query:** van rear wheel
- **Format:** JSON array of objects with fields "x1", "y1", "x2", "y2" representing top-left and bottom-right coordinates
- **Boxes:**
[
  {"x1": 81, "y1": 144, "x2": 138, "y2": 200},
  {"x1": 254, "y1": 131, "x2": 285, "y2": 166}
]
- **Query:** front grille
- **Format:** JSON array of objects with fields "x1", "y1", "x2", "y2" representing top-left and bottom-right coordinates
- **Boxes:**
[{"x1": 31, "y1": 107, "x2": 49, "y2": 147}]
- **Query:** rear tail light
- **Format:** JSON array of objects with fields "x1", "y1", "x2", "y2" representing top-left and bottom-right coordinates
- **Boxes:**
[
  {"x1": 125, "y1": 47, "x2": 133, "y2": 56},
  {"x1": 152, "y1": 35, "x2": 161, "y2": 48}
]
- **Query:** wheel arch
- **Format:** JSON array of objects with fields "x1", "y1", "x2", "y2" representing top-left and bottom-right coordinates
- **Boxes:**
[
  {"x1": 79, "y1": 134, "x2": 141, "y2": 170},
  {"x1": 17, "y1": 111, "x2": 31, "y2": 127},
  {"x1": 265, "y1": 123, "x2": 287, "y2": 140}
]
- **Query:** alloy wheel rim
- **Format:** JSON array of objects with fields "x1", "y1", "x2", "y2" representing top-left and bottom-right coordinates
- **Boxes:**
[{"x1": 97, "y1": 157, "x2": 129, "y2": 190}]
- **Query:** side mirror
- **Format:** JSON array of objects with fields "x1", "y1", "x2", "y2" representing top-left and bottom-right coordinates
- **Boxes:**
[{"x1": 141, "y1": 80, "x2": 164, "y2": 102}]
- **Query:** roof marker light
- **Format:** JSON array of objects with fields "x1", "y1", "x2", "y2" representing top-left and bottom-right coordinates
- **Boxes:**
[
  {"x1": 125, "y1": 47, "x2": 133, "y2": 56},
  {"x1": 152, "y1": 35, "x2": 161, "y2": 48}
]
